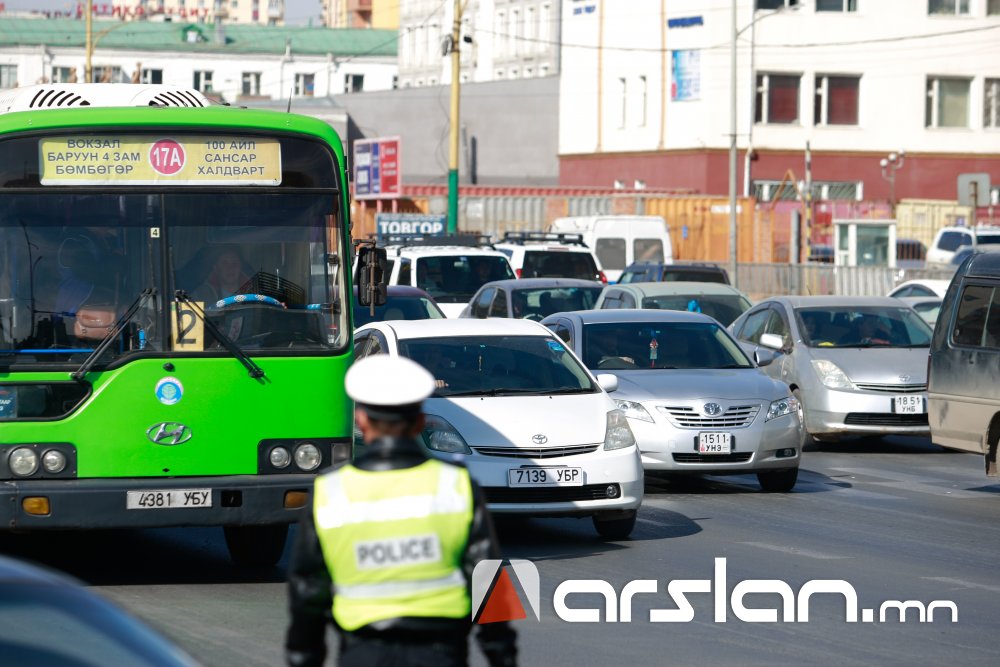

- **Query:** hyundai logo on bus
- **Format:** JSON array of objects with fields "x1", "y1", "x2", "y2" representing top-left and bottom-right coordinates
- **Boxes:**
[
  {"x1": 146, "y1": 422, "x2": 193, "y2": 446},
  {"x1": 375, "y1": 213, "x2": 446, "y2": 242}
]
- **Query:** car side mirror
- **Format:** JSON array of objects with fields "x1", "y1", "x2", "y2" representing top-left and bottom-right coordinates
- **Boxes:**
[
  {"x1": 596, "y1": 374, "x2": 619, "y2": 393},
  {"x1": 754, "y1": 348, "x2": 778, "y2": 367},
  {"x1": 759, "y1": 333, "x2": 785, "y2": 351}
]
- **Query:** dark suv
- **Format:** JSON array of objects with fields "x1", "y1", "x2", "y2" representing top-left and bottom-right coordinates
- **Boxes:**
[{"x1": 618, "y1": 261, "x2": 730, "y2": 285}]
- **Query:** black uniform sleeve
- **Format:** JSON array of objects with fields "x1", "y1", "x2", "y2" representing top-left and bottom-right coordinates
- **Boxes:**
[
  {"x1": 464, "y1": 480, "x2": 519, "y2": 667},
  {"x1": 285, "y1": 504, "x2": 333, "y2": 667}
]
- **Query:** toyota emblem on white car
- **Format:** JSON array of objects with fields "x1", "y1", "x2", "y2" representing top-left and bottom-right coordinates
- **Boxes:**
[
  {"x1": 703, "y1": 403, "x2": 722, "y2": 416},
  {"x1": 531, "y1": 434, "x2": 548, "y2": 445}
]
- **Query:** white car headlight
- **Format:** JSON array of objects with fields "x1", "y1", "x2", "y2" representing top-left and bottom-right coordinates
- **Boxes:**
[
  {"x1": 766, "y1": 396, "x2": 799, "y2": 422},
  {"x1": 604, "y1": 410, "x2": 636, "y2": 450},
  {"x1": 614, "y1": 399, "x2": 654, "y2": 423},
  {"x1": 811, "y1": 360, "x2": 853, "y2": 390},
  {"x1": 422, "y1": 414, "x2": 473, "y2": 455}
]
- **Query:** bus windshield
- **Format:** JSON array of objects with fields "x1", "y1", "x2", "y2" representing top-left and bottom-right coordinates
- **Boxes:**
[{"x1": 0, "y1": 191, "x2": 349, "y2": 370}]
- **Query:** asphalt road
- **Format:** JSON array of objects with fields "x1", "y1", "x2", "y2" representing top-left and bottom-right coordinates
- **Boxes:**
[{"x1": 2, "y1": 435, "x2": 998, "y2": 667}]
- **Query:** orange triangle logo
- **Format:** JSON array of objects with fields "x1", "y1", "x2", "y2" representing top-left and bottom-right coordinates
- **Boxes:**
[{"x1": 477, "y1": 568, "x2": 527, "y2": 624}]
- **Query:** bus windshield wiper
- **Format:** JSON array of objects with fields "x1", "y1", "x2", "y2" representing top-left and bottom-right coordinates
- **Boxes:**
[
  {"x1": 174, "y1": 290, "x2": 265, "y2": 380},
  {"x1": 71, "y1": 288, "x2": 156, "y2": 381}
]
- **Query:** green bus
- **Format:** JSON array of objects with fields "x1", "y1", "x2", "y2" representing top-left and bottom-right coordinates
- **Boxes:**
[{"x1": 0, "y1": 84, "x2": 354, "y2": 565}]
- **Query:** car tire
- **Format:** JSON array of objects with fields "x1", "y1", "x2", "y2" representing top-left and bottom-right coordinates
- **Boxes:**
[
  {"x1": 757, "y1": 468, "x2": 798, "y2": 493},
  {"x1": 224, "y1": 524, "x2": 289, "y2": 566},
  {"x1": 792, "y1": 388, "x2": 810, "y2": 449},
  {"x1": 592, "y1": 511, "x2": 637, "y2": 539}
]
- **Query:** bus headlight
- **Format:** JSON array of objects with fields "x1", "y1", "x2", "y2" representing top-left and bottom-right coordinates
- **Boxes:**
[
  {"x1": 9, "y1": 447, "x2": 39, "y2": 477},
  {"x1": 269, "y1": 446, "x2": 291, "y2": 469},
  {"x1": 42, "y1": 450, "x2": 67, "y2": 474},
  {"x1": 294, "y1": 444, "x2": 322, "y2": 471}
]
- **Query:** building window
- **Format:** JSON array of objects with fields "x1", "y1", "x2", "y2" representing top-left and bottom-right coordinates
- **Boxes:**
[
  {"x1": 141, "y1": 68, "x2": 163, "y2": 84},
  {"x1": 344, "y1": 73, "x2": 364, "y2": 93},
  {"x1": 814, "y1": 75, "x2": 859, "y2": 125},
  {"x1": 926, "y1": 76, "x2": 970, "y2": 128},
  {"x1": 986, "y1": 78, "x2": 1000, "y2": 128},
  {"x1": 51, "y1": 66, "x2": 77, "y2": 83},
  {"x1": 617, "y1": 77, "x2": 627, "y2": 128},
  {"x1": 497, "y1": 11, "x2": 507, "y2": 57},
  {"x1": 638, "y1": 75, "x2": 648, "y2": 127},
  {"x1": 756, "y1": 0, "x2": 799, "y2": 8},
  {"x1": 94, "y1": 66, "x2": 124, "y2": 83},
  {"x1": 295, "y1": 73, "x2": 315, "y2": 96},
  {"x1": 754, "y1": 180, "x2": 861, "y2": 202},
  {"x1": 193, "y1": 70, "x2": 213, "y2": 92},
  {"x1": 816, "y1": 0, "x2": 857, "y2": 10},
  {"x1": 928, "y1": 0, "x2": 969, "y2": 15},
  {"x1": 990, "y1": 0, "x2": 1000, "y2": 14},
  {"x1": 0, "y1": 64, "x2": 17, "y2": 89},
  {"x1": 540, "y1": 3, "x2": 551, "y2": 45},
  {"x1": 755, "y1": 73, "x2": 800, "y2": 124},
  {"x1": 241, "y1": 72, "x2": 261, "y2": 95},
  {"x1": 525, "y1": 6, "x2": 536, "y2": 54}
]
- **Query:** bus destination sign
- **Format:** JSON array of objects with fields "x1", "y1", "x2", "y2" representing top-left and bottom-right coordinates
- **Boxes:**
[{"x1": 39, "y1": 136, "x2": 282, "y2": 186}]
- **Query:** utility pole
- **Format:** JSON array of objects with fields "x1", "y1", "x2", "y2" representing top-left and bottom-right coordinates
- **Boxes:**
[
  {"x1": 446, "y1": 0, "x2": 463, "y2": 234},
  {"x1": 85, "y1": 0, "x2": 93, "y2": 83},
  {"x1": 728, "y1": 0, "x2": 738, "y2": 287}
]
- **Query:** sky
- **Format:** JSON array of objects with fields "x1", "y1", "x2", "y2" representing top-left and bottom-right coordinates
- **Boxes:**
[{"x1": 1, "y1": 1, "x2": 324, "y2": 25}]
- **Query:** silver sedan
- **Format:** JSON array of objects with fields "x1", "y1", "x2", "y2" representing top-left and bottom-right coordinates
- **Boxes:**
[
  {"x1": 729, "y1": 296, "x2": 933, "y2": 442},
  {"x1": 540, "y1": 310, "x2": 802, "y2": 492}
]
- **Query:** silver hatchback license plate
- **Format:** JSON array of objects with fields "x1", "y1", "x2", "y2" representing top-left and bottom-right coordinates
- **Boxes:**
[
  {"x1": 508, "y1": 467, "x2": 584, "y2": 487},
  {"x1": 126, "y1": 489, "x2": 212, "y2": 510},
  {"x1": 698, "y1": 432, "x2": 732, "y2": 454},
  {"x1": 892, "y1": 395, "x2": 925, "y2": 414}
]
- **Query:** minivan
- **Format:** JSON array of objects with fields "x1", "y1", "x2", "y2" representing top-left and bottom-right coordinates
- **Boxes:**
[
  {"x1": 548, "y1": 215, "x2": 672, "y2": 283},
  {"x1": 928, "y1": 250, "x2": 1000, "y2": 476},
  {"x1": 926, "y1": 225, "x2": 1000, "y2": 267}
]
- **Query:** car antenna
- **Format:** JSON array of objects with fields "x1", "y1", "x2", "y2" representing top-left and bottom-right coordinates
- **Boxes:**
[{"x1": 286, "y1": 87, "x2": 293, "y2": 113}]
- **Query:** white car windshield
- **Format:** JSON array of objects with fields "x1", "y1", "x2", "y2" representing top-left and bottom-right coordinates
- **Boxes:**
[
  {"x1": 583, "y1": 321, "x2": 753, "y2": 370},
  {"x1": 399, "y1": 335, "x2": 595, "y2": 397},
  {"x1": 795, "y1": 306, "x2": 932, "y2": 348}
]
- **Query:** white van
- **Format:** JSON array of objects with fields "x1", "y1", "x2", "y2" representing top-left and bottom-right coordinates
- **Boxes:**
[{"x1": 548, "y1": 215, "x2": 672, "y2": 283}]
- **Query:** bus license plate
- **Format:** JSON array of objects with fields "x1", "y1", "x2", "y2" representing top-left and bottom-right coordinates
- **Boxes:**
[
  {"x1": 126, "y1": 489, "x2": 212, "y2": 510},
  {"x1": 893, "y1": 396, "x2": 925, "y2": 414},
  {"x1": 698, "y1": 432, "x2": 732, "y2": 454},
  {"x1": 508, "y1": 467, "x2": 584, "y2": 487}
]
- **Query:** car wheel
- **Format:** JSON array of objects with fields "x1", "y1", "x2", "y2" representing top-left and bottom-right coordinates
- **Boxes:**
[
  {"x1": 592, "y1": 510, "x2": 637, "y2": 539},
  {"x1": 757, "y1": 468, "x2": 798, "y2": 493},
  {"x1": 224, "y1": 524, "x2": 289, "y2": 566}
]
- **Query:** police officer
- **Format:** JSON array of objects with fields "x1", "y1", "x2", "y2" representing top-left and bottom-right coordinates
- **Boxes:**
[{"x1": 285, "y1": 355, "x2": 518, "y2": 667}]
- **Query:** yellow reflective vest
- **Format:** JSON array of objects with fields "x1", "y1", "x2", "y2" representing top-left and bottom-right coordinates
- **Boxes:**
[{"x1": 313, "y1": 459, "x2": 474, "y2": 632}]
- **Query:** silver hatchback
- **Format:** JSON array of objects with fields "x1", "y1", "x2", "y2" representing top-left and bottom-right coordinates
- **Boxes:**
[
  {"x1": 540, "y1": 310, "x2": 802, "y2": 492},
  {"x1": 729, "y1": 296, "x2": 933, "y2": 442}
]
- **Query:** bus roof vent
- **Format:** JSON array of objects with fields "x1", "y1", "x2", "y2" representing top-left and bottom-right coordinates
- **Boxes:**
[{"x1": 0, "y1": 84, "x2": 210, "y2": 114}]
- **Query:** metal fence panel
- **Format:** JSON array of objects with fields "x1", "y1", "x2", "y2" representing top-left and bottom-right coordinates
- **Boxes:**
[{"x1": 732, "y1": 263, "x2": 956, "y2": 301}]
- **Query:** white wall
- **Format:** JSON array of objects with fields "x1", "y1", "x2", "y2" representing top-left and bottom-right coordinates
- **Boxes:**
[
  {"x1": 559, "y1": 0, "x2": 1000, "y2": 157},
  {"x1": 0, "y1": 45, "x2": 396, "y2": 102}
]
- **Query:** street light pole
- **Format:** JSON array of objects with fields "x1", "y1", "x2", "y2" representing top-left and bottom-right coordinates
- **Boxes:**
[
  {"x1": 728, "y1": 0, "x2": 738, "y2": 287},
  {"x1": 446, "y1": 0, "x2": 463, "y2": 234}
]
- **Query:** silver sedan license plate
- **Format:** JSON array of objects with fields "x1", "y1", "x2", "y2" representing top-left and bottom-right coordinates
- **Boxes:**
[
  {"x1": 893, "y1": 395, "x2": 925, "y2": 414},
  {"x1": 126, "y1": 489, "x2": 212, "y2": 510},
  {"x1": 508, "y1": 467, "x2": 584, "y2": 487},
  {"x1": 699, "y1": 432, "x2": 732, "y2": 454}
]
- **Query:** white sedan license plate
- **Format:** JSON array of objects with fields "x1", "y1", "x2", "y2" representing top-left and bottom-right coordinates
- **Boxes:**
[
  {"x1": 893, "y1": 395, "x2": 926, "y2": 414},
  {"x1": 508, "y1": 467, "x2": 584, "y2": 487},
  {"x1": 698, "y1": 432, "x2": 732, "y2": 454},
  {"x1": 126, "y1": 489, "x2": 212, "y2": 510}
]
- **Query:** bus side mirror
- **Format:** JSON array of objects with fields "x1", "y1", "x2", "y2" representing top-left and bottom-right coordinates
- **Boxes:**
[{"x1": 357, "y1": 246, "x2": 388, "y2": 307}]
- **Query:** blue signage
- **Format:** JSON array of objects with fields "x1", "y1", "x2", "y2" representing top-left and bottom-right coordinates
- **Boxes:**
[{"x1": 376, "y1": 213, "x2": 447, "y2": 242}]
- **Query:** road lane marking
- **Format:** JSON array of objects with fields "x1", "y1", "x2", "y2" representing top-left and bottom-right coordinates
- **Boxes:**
[
  {"x1": 739, "y1": 541, "x2": 851, "y2": 560},
  {"x1": 921, "y1": 577, "x2": 1000, "y2": 593}
]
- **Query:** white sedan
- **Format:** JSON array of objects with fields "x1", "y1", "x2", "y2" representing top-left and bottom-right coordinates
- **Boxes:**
[{"x1": 353, "y1": 318, "x2": 644, "y2": 538}]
